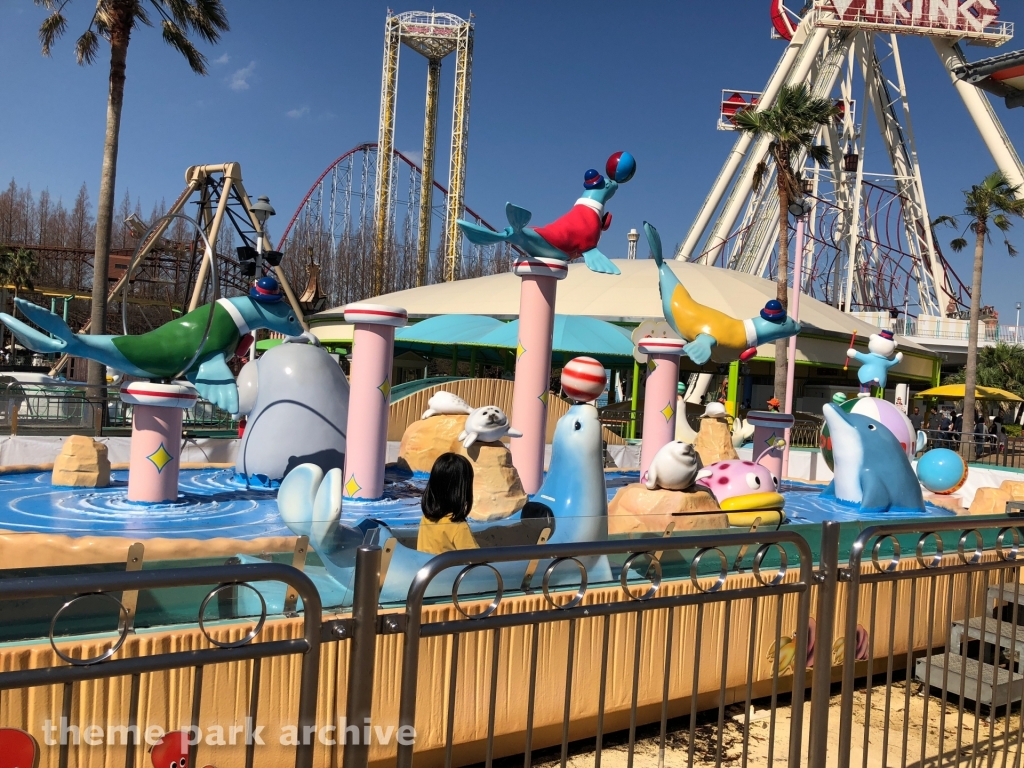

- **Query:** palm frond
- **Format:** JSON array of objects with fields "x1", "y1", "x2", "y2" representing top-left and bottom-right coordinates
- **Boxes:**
[
  {"x1": 75, "y1": 29, "x2": 99, "y2": 65},
  {"x1": 161, "y1": 19, "x2": 207, "y2": 74},
  {"x1": 752, "y1": 160, "x2": 768, "y2": 193},
  {"x1": 993, "y1": 213, "x2": 1014, "y2": 233},
  {"x1": 807, "y1": 143, "x2": 831, "y2": 166},
  {"x1": 38, "y1": 10, "x2": 68, "y2": 56},
  {"x1": 950, "y1": 237, "x2": 967, "y2": 252},
  {"x1": 1006, "y1": 239, "x2": 1019, "y2": 257},
  {"x1": 932, "y1": 215, "x2": 958, "y2": 230}
]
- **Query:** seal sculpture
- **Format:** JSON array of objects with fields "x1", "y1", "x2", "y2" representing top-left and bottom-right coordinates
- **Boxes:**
[
  {"x1": 235, "y1": 340, "x2": 350, "y2": 484},
  {"x1": 0, "y1": 276, "x2": 304, "y2": 414},
  {"x1": 422, "y1": 391, "x2": 473, "y2": 419},
  {"x1": 456, "y1": 153, "x2": 636, "y2": 276},
  {"x1": 279, "y1": 403, "x2": 613, "y2": 603},
  {"x1": 820, "y1": 402, "x2": 925, "y2": 513},
  {"x1": 644, "y1": 441, "x2": 703, "y2": 491},
  {"x1": 644, "y1": 222, "x2": 801, "y2": 365},
  {"x1": 458, "y1": 405, "x2": 523, "y2": 448}
]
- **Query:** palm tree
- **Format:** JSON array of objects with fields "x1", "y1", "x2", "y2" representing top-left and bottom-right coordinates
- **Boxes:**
[
  {"x1": 734, "y1": 85, "x2": 839, "y2": 403},
  {"x1": 944, "y1": 342, "x2": 1024, "y2": 424},
  {"x1": 35, "y1": 0, "x2": 229, "y2": 390},
  {"x1": 946, "y1": 171, "x2": 1024, "y2": 446},
  {"x1": 7, "y1": 248, "x2": 39, "y2": 301}
]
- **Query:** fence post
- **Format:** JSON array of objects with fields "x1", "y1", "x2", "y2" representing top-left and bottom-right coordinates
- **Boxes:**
[
  {"x1": 342, "y1": 545, "x2": 382, "y2": 768},
  {"x1": 807, "y1": 521, "x2": 841, "y2": 768}
]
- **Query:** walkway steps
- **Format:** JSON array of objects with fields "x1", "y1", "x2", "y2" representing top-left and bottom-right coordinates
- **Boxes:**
[
  {"x1": 952, "y1": 617, "x2": 1024, "y2": 664},
  {"x1": 916, "y1": 655, "x2": 1024, "y2": 707}
]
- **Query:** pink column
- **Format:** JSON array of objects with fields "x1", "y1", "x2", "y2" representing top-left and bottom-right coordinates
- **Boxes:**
[
  {"x1": 747, "y1": 410, "x2": 795, "y2": 483},
  {"x1": 120, "y1": 382, "x2": 198, "y2": 503},
  {"x1": 637, "y1": 338, "x2": 687, "y2": 480},
  {"x1": 343, "y1": 303, "x2": 407, "y2": 500},
  {"x1": 510, "y1": 256, "x2": 567, "y2": 495}
]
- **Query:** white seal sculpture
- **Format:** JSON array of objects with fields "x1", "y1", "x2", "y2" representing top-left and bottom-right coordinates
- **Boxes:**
[
  {"x1": 422, "y1": 391, "x2": 472, "y2": 419},
  {"x1": 644, "y1": 441, "x2": 703, "y2": 491},
  {"x1": 458, "y1": 405, "x2": 523, "y2": 449}
]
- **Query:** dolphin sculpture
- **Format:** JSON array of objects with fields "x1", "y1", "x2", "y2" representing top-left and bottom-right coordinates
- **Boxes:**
[
  {"x1": 820, "y1": 403, "x2": 926, "y2": 514},
  {"x1": 279, "y1": 403, "x2": 613, "y2": 604},
  {"x1": 0, "y1": 276, "x2": 304, "y2": 414},
  {"x1": 456, "y1": 160, "x2": 631, "y2": 275},
  {"x1": 644, "y1": 222, "x2": 802, "y2": 365}
]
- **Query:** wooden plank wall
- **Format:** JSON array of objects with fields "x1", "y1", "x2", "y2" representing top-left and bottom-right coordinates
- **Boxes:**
[{"x1": 388, "y1": 379, "x2": 625, "y2": 445}]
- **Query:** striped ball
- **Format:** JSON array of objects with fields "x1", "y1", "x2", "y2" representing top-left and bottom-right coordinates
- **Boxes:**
[{"x1": 561, "y1": 357, "x2": 607, "y2": 403}]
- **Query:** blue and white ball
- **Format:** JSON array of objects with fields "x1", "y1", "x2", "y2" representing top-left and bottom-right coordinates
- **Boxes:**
[
  {"x1": 917, "y1": 448, "x2": 968, "y2": 495},
  {"x1": 606, "y1": 151, "x2": 636, "y2": 183}
]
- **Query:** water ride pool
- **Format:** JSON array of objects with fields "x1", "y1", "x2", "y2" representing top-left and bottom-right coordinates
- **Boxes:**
[{"x1": 0, "y1": 468, "x2": 955, "y2": 540}]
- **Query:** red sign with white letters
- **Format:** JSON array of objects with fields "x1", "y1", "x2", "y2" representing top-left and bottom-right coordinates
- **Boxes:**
[{"x1": 815, "y1": 0, "x2": 1000, "y2": 35}]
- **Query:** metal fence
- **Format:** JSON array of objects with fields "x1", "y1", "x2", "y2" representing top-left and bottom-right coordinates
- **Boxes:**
[
  {"x1": 0, "y1": 383, "x2": 236, "y2": 436},
  {"x1": 922, "y1": 429, "x2": 1024, "y2": 469},
  {"x1": 7, "y1": 517, "x2": 1024, "y2": 767}
]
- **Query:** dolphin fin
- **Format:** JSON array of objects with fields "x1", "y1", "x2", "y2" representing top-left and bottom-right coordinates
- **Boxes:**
[
  {"x1": 188, "y1": 352, "x2": 239, "y2": 414},
  {"x1": 505, "y1": 203, "x2": 532, "y2": 231},
  {"x1": 457, "y1": 219, "x2": 512, "y2": 246},
  {"x1": 684, "y1": 333, "x2": 717, "y2": 366},
  {"x1": 643, "y1": 221, "x2": 664, "y2": 267},
  {"x1": 0, "y1": 312, "x2": 68, "y2": 355},
  {"x1": 582, "y1": 248, "x2": 621, "y2": 275}
]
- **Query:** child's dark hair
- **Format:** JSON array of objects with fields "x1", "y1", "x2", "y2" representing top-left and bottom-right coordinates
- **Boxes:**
[{"x1": 422, "y1": 453, "x2": 474, "y2": 523}]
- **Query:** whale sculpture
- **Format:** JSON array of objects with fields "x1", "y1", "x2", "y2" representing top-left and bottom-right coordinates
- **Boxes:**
[
  {"x1": 458, "y1": 405, "x2": 523, "y2": 449},
  {"x1": 820, "y1": 402, "x2": 925, "y2": 514},
  {"x1": 644, "y1": 222, "x2": 801, "y2": 365},
  {"x1": 279, "y1": 403, "x2": 613, "y2": 603},
  {"x1": 456, "y1": 153, "x2": 635, "y2": 276},
  {"x1": 235, "y1": 340, "x2": 350, "y2": 484},
  {"x1": 0, "y1": 277, "x2": 304, "y2": 414}
]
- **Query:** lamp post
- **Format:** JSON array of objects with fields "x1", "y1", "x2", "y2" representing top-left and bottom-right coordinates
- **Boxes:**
[
  {"x1": 1017, "y1": 302, "x2": 1021, "y2": 344},
  {"x1": 782, "y1": 195, "x2": 811, "y2": 480},
  {"x1": 250, "y1": 195, "x2": 276, "y2": 274}
]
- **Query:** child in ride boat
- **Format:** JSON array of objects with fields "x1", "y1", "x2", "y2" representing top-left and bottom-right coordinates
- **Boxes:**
[{"x1": 417, "y1": 453, "x2": 479, "y2": 555}]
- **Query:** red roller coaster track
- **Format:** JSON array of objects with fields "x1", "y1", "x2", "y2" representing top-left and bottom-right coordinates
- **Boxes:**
[{"x1": 277, "y1": 142, "x2": 501, "y2": 251}]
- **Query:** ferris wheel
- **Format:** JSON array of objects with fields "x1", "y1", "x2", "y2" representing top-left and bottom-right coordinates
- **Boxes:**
[{"x1": 678, "y1": 0, "x2": 1024, "y2": 321}]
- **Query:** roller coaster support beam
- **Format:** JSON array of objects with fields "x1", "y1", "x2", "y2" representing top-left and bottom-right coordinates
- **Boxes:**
[
  {"x1": 934, "y1": 38, "x2": 1024, "y2": 192},
  {"x1": 188, "y1": 164, "x2": 238, "y2": 312},
  {"x1": 443, "y1": 24, "x2": 474, "y2": 283},
  {"x1": 374, "y1": 17, "x2": 402, "y2": 297},
  {"x1": 417, "y1": 58, "x2": 441, "y2": 287}
]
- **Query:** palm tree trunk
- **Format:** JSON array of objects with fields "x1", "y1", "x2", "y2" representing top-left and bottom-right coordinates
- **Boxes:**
[
  {"x1": 88, "y1": 14, "x2": 131, "y2": 394},
  {"x1": 962, "y1": 225, "x2": 985, "y2": 458},
  {"x1": 774, "y1": 171, "x2": 790, "y2": 404}
]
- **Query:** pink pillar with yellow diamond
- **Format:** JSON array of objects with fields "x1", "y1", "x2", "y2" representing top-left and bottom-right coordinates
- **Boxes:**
[
  {"x1": 120, "y1": 382, "x2": 198, "y2": 503},
  {"x1": 510, "y1": 256, "x2": 568, "y2": 495},
  {"x1": 746, "y1": 410, "x2": 794, "y2": 482},
  {"x1": 343, "y1": 303, "x2": 407, "y2": 500},
  {"x1": 637, "y1": 337, "x2": 687, "y2": 481}
]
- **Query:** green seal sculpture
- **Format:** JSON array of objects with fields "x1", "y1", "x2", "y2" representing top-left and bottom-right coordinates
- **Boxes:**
[{"x1": 0, "y1": 276, "x2": 304, "y2": 414}]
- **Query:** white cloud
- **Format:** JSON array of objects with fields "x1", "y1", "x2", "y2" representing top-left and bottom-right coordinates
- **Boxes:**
[
  {"x1": 401, "y1": 149, "x2": 423, "y2": 167},
  {"x1": 214, "y1": 52, "x2": 230, "y2": 65},
  {"x1": 229, "y1": 61, "x2": 256, "y2": 91},
  {"x1": 286, "y1": 106, "x2": 310, "y2": 119}
]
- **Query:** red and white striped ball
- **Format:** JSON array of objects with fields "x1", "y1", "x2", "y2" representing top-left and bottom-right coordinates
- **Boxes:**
[{"x1": 561, "y1": 357, "x2": 607, "y2": 403}]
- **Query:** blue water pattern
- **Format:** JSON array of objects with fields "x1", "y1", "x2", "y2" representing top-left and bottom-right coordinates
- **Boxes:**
[{"x1": 0, "y1": 470, "x2": 954, "y2": 540}]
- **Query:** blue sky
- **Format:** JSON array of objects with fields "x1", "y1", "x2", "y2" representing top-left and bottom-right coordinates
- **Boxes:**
[{"x1": 2, "y1": 0, "x2": 1024, "y2": 323}]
